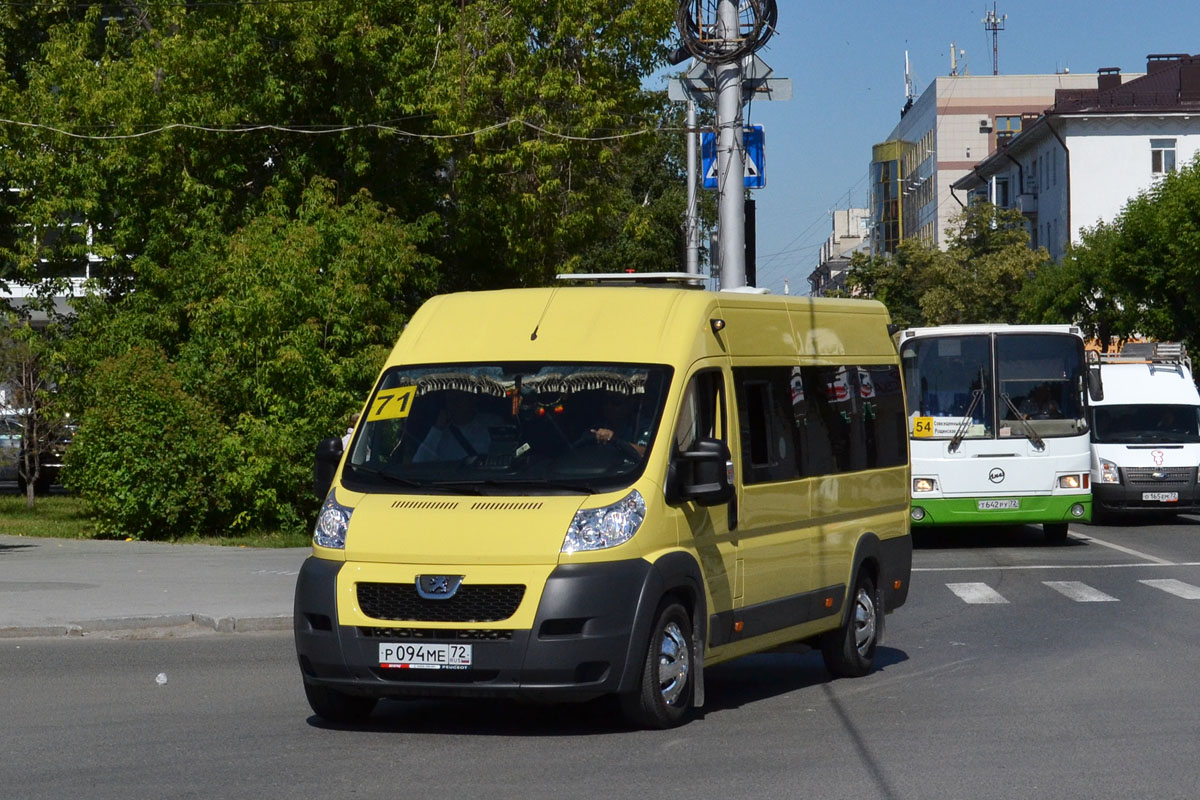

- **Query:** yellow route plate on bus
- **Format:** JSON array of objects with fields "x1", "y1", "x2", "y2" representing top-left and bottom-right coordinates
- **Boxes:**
[
  {"x1": 912, "y1": 416, "x2": 934, "y2": 437},
  {"x1": 366, "y1": 386, "x2": 418, "y2": 422}
]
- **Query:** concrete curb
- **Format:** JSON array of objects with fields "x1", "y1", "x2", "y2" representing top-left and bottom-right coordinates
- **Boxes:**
[{"x1": 0, "y1": 613, "x2": 293, "y2": 639}]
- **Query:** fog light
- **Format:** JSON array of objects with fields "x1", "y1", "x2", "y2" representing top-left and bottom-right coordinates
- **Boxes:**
[
  {"x1": 911, "y1": 506, "x2": 926, "y2": 521},
  {"x1": 1070, "y1": 503, "x2": 1085, "y2": 517}
]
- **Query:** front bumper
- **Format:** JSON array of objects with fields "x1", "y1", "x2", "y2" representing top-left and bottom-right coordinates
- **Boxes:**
[
  {"x1": 910, "y1": 494, "x2": 1091, "y2": 526},
  {"x1": 294, "y1": 556, "x2": 659, "y2": 702},
  {"x1": 1094, "y1": 481, "x2": 1200, "y2": 513}
]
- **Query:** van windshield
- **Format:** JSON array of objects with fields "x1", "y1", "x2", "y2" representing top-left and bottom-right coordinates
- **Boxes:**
[
  {"x1": 1091, "y1": 404, "x2": 1200, "y2": 444},
  {"x1": 342, "y1": 362, "x2": 672, "y2": 494}
]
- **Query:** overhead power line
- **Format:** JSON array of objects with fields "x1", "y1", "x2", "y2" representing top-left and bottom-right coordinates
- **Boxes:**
[{"x1": 0, "y1": 117, "x2": 675, "y2": 143}]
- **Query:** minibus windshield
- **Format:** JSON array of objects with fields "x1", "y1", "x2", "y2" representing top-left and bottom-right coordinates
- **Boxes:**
[
  {"x1": 1092, "y1": 404, "x2": 1200, "y2": 444},
  {"x1": 342, "y1": 362, "x2": 672, "y2": 493}
]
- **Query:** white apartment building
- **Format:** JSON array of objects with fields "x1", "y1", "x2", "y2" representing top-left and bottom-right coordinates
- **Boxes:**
[{"x1": 952, "y1": 55, "x2": 1200, "y2": 261}]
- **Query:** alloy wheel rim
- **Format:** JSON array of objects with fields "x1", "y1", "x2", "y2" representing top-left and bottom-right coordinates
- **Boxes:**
[{"x1": 657, "y1": 620, "x2": 690, "y2": 705}]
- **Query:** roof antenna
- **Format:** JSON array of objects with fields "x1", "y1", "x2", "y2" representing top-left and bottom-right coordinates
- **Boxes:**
[{"x1": 530, "y1": 286, "x2": 560, "y2": 341}]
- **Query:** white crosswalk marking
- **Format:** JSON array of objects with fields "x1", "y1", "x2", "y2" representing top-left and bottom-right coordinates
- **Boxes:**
[
  {"x1": 1139, "y1": 579, "x2": 1200, "y2": 599},
  {"x1": 947, "y1": 582, "x2": 1008, "y2": 604},
  {"x1": 1043, "y1": 581, "x2": 1118, "y2": 602}
]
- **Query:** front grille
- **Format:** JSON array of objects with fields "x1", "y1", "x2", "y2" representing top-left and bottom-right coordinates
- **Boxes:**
[
  {"x1": 1124, "y1": 467, "x2": 1195, "y2": 486},
  {"x1": 357, "y1": 582, "x2": 525, "y2": 623},
  {"x1": 358, "y1": 627, "x2": 514, "y2": 641}
]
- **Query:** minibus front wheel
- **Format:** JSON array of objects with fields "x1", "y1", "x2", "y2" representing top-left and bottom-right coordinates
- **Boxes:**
[
  {"x1": 304, "y1": 681, "x2": 378, "y2": 724},
  {"x1": 621, "y1": 601, "x2": 694, "y2": 729}
]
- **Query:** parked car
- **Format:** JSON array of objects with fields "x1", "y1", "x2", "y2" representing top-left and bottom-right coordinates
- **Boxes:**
[{"x1": 16, "y1": 422, "x2": 75, "y2": 495}]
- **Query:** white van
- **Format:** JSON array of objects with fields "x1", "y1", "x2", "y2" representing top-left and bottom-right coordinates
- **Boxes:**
[{"x1": 1090, "y1": 342, "x2": 1200, "y2": 515}]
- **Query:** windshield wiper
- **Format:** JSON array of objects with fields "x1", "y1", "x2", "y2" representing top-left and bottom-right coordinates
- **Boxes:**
[
  {"x1": 349, "y1": 466, "x2": 472, "y2": 493},
  {"x1": 948, "y1": 388, "x2": 985, "y2": 453},
  {"x1": 1000, "y1": 393, "x2": 1045, "y2": 451}
]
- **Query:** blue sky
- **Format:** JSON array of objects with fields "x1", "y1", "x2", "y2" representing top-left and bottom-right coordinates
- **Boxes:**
[{"x1": 647, "y1": 1, "x2": 1200, "y2": 295}]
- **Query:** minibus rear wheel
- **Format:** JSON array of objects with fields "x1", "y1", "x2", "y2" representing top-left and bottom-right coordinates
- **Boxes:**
[
  {"x1": 820, "y1": 570, "x2": 880, "y2": 678},
  {"x1": 303, "y1": 681, "x2": 378, "y2": 724},
  {"x1": 621, "y1": 601, "x2": 694, "y2": 729}
]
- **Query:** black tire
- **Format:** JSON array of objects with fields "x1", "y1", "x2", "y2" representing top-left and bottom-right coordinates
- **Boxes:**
[
  {"x1": 621, "y1": 601, "x2": 694, "y2": 729},
  {"x1": 303, "y1": 681, "x2": 378, "y2": 724},
  {"x1": 821, "y1": 570, "x2": 881, "y2": 678},
  {"x1": 1043, "y1": 522, "x2": 1069, "y2": 544}
]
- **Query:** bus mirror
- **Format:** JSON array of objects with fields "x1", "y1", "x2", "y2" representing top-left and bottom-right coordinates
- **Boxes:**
[
  {"x1": 1087, "y1": 366, "x2": 1104, "y2": 402},
  {"x1": 313, "y1": 436, "x2": 343, "y2": 498},
  {"x1": 673, "y1": 437, "x2": 734, "y2": 507}
]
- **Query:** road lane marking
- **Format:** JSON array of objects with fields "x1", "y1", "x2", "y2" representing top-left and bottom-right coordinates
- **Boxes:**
[
  {"x1": 1070, "y1": 534, "x2": 1174, "y2": 565},
  {"x1": 1139, "y1": 579, "x2": 1200, "y2": 599},
  {"x1": 915, "y1": 562, "x2": 1200, "y2": 573},
  {"x1": 946, "y1": 583, "x2": 1008, "y2": 604},
  {"x1": 1042, "y1": 581, "x2": 1118, "y2": 602}
]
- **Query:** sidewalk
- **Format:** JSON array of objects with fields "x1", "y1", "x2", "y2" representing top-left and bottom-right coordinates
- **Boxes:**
[{"x1": 0, "y1": 534, "x2": 310, "y2": 638}]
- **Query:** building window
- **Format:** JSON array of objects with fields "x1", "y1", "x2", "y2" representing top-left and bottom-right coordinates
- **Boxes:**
[
  {"x1": 993, "y1": 177, "x2": 1010, "y2": 208},
  {"x1": 1151, "y1": 138, "x2": 1176, "y2": 175},
  {"x1": 995, "y1": 115, "x2": 1022, "y2": 142}
]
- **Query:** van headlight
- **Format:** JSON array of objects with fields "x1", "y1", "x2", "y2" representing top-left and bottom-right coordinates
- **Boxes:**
[
  {"x1": 1099, "y1": 459, "x2": 1120, "y2": 484},
  {"x1": 562, "y1": 490, "x2": 646, "y2": 553},
  {"x1": 314, "y1": 491, "x2": 352, "y2": 550}
]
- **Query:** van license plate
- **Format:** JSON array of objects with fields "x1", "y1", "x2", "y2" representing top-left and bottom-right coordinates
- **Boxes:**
[
  {"x1": 1142, "y1": 492, "x2": 1179, "y2": 503},
  {"x1": 978, "y1": 499, "x2": 1019, "y2": 510},
  {"x1": 379, "y1": 643, "x2": 472, "y2": 669}
]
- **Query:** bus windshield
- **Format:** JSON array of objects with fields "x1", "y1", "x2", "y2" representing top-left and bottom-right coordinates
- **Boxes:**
[
  {"x1": 341, "y1": 362, "x2": 672, "y2": 494},
  {"x1": 901, "y1": 332, "x2": 1087, "y2": 440},
  {"x1": 902, "y1": 334, "x2": 994, "y2": 438}
]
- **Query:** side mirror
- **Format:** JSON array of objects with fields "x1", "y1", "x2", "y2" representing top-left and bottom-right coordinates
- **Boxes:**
[
  {"x1": 313, "y1": 436, "x2": 343, "y2": 499},
  {"x1": 1087, "y1": 367, "x2": 1104, "y2": 402},
  {"x1": 669, "y1": 437, "x2": 734, "y2": 507}
]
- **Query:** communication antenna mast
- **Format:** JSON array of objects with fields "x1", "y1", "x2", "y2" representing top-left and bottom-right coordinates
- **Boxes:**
[{"x1": 983, "y1": 3, "x2": 1006, "y2": 76}]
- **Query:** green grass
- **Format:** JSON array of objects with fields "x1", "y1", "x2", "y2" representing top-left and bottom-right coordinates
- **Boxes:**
[{"x1": 0, "y1": 493, "x2": 311, "y2": 548}]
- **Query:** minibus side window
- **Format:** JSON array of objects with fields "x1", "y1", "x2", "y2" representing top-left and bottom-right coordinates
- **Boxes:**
[{"x1": 733, "y1": 367, "x2": 801, "y2": 484}]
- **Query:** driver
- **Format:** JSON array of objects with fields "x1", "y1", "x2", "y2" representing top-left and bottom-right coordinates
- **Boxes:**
[{"x1": 587, "y1": 393, "x2": 651, "y2": 458}]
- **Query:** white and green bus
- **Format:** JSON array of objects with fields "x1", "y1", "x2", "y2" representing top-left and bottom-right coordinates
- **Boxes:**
[{"x1": 898, "y1": 324, "x2": 1093, "y2": 543}]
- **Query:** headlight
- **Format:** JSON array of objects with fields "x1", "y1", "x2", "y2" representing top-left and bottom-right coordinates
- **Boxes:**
[
  {"x1": 1057, "y1": 474, "x2": 1084, "y2": 490},
  {"x1": 913, "y1": 477, "x2": 937, "y2": 493},
  {"x1": 1099, "y1": 459, "x2": 1120, "y2": 484},
  {"x1": 314, "y1": 491, "x2": 352, "y2": 549},
  {"x1": 562, "y1": 490, "x2": 646, "y2": 553}
]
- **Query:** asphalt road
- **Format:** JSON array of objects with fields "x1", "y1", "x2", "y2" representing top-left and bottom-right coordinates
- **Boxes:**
[{"x1": 2, "y1": 516, "x2": 1199, "y2": 800}]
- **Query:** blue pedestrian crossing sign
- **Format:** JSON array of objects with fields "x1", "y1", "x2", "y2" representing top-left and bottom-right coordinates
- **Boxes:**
[{"x1": 701, "y1": 125, "x2": 765, "y2": 189}]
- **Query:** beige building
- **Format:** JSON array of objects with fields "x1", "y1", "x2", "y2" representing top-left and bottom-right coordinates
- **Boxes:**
[
  {"x1": 870, "y1": 71, "x2": 1136, "y2": 255},
  {"x1": 808, "y1": 208, "x2": 869, "y2": 296}
]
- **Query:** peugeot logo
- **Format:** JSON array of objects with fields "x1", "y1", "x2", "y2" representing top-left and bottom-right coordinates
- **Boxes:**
[
  {"x1": 416, "y1": 575, "x2": 464, "y2": 600},
  {"x1": 988, "y1": 468, "x2": 1006, "y2": 484}
]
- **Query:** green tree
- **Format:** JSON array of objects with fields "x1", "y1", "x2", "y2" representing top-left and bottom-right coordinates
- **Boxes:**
[
  {"x1": 846, "y1": 203, "x2": 1047, "y2": 328},
  {"x1": 3, "y1": 1, "x2": 685, "y2": 537}
]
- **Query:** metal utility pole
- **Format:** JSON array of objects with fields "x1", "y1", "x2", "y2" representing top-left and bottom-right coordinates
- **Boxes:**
[
  {"x1": 685, "y1": 98, "x2": 700, "y2": 274},
  {"x1": 983, "y1": 3, "x2": 1006, "y2": 76},
  {"x1": 716, "y1": 0, "x2": 745, "y2": 290}
]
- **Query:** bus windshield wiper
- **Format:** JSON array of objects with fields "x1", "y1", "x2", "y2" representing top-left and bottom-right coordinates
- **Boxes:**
[
  {"x1": 1000, "y1": 393, "x2": 1045, "y2": 451},
  {"x1": 948, "y1": 389, "x2": 984, "y2": 453}
]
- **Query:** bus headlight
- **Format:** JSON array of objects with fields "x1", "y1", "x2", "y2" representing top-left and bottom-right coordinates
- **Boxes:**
[
  {"x1": 913, "y1": 477, "x2": 938, "y2": 493},
  {"x1": 562, "y1": 490, "x2": 646, "y2": 553},
  {"x1": 1099, "y1": 459, "x2": 1120, "y2": 484},
  {"x1": 1057, "y1": 474, "x2": 1085, "y2": 490}
]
